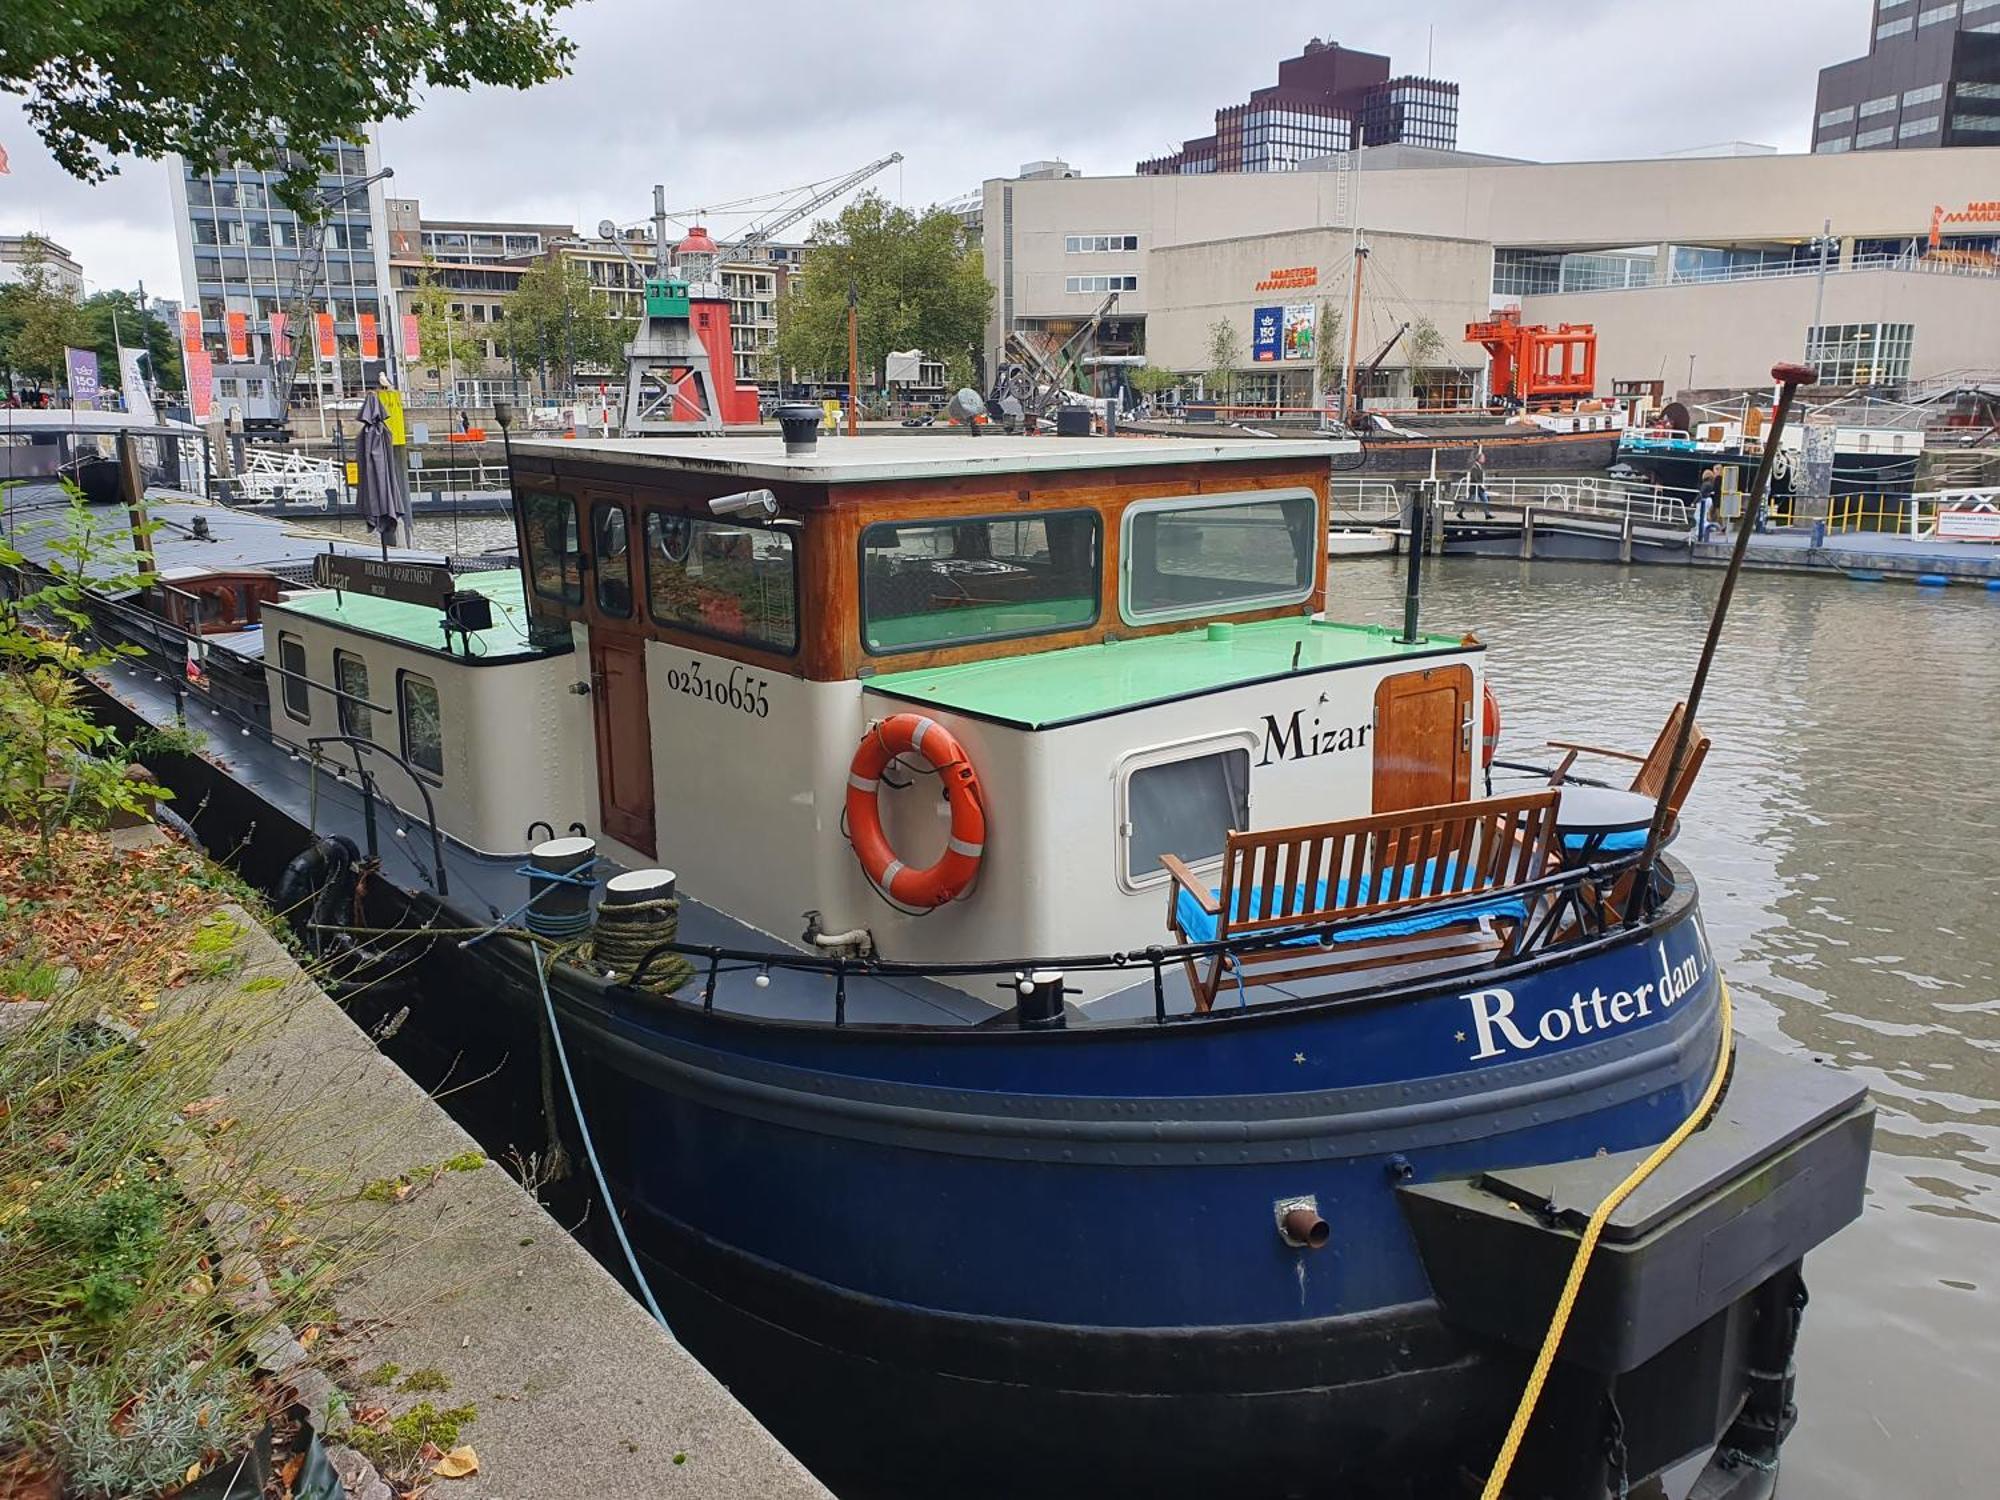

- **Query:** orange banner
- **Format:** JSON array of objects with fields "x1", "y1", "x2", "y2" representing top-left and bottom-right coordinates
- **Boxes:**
[
  {"x1": 180, "y1": 310, "x2": 203, "y2": 353},
  {"x1": 314, "y1": 312, "x2": 336, "y2": 359},
  {"x1": 358, "y1": 312, "x2": 379, "y2": 359},
  {"x1": 401, "y1": 313, "x2": 421, "y2": 364},
  {"x1": 225, "y1": 311, "x2": 249, "y2": 360},
  {"x1": 187, "y1": 350, "x2": 213, "y2": 420}
]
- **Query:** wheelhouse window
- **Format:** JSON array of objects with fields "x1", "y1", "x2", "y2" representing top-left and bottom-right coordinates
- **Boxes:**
[
  {"x1": 522, "y1": 492, "x2": 582, "y2": 605},
  {"x1": 1122, "y1": 491, "x2": 1317, "y2": 623},
  {"x1": 643, "y1": 511, "x2": 798, "y2": 652},
  {"x1": 860, "y1": 511, "x2": 1101, "y2": 654},
  {"x1": 593, "y1": 503, "x2": 633, "y2": 618},
  {"x1": 333, "y1": 649, "x2": 372, "y2": 741},
  {"x1": 1122, "y1": 745, "x2": 1251, "y2": 886},
  {"x1": 278, "y1": 633, "x2": 310, "y2": 722},
  {"x1": 399, "y1": 672, "x2": 443, "y2": 779}
]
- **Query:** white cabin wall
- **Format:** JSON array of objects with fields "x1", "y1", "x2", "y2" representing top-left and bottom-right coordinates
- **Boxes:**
[{"x1": 261, "y1": 609, "x2": 583, "y2": 855}]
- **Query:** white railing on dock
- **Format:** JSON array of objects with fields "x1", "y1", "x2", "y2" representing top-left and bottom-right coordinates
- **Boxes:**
[
  {"x1": 1331, "y1": 474, "x2": 1692, "y2": 530},
  {"x1": 234, "y1": 447, "x2": 342, "y2": 504}
]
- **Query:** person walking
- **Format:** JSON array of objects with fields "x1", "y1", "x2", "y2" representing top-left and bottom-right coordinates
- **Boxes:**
[
  {"x1": 1694, "y1": 467, "x2": 1720, "y2": 542},
  {"x1": 1461, "y1": 446, "x2": 1492, "y2": 518}
]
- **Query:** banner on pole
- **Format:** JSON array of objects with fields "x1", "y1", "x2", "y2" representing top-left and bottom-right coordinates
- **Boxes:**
[
  {"x1": 268, "y1": 312, "x2": 290, "y2": 359},
  {"x1": 187, "y1": 351, "x2": 214, "y2": 420},
  {"x1": 180, "y1": 309, "x2": 203, "y2": 354},
  {"x1": 226, "y1": 311, "x2": 249, "y2": 360},
  {"x1": 118, "y1": 348, "x2": 156, "y2": 425},
  {"x1": 314, "y1": 313, "x2": 336, "y2": 359},
  {"x1": 358, "y1": 313, "x2": 379, "y2": 359},
  {"x1": 64, "y1": 347, "x2": 101, "y2": 409},
  {"x1": 1251, "y1": 306, "x2": 1282, "y2": 362},
  {"x1": 401, "y1": 314, "x2": 421, "y2": 364}
]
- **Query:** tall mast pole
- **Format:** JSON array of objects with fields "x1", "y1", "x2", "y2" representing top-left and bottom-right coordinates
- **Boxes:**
[
  {"x1": 1340, "y1": 125, "x2": 1367, "y2": 426},
  {"x1": 847, "y1": 279, "x2": 861, "y2": 437},
  {"x1": 652, "y1": 185, "x2": 670, "y2": 278}
]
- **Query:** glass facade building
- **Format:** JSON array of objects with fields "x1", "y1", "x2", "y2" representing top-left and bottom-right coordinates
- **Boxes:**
[
  {"x1": 1139, "y1": 39, "x2": 1458, "y2": 175},
  {"x1": 1812, "y1": 2, "x2": 2000, "y2": 152},
  {"x1": 169, "y1": 132, "x2": 397, "y2": 418}
]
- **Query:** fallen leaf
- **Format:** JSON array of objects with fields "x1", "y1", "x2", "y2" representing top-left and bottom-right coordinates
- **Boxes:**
[
  {"x1": 185, "y1": 1462, "x2": 203, "y2": 1484},
  {"x1": 279, "y1": 1452, "x2": 305, "y2": 1491},
  {"x1": 432, "y1": 1446, "x2": 478, "y2": 1479},
  {"x1": 354, "y1": 1404, "x2": 390, "y2": 1427},
  {"x1": 181, "y1": 1095, "x2": 225, "y2": 1118},
  {"x1": 297, "y1": 1325, "x2": 320, "y2": 1347}
]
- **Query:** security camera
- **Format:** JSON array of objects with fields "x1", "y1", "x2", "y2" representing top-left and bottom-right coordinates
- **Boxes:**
[{"x1": 709, "y1": 488, "x2": 780, "y2": 520}]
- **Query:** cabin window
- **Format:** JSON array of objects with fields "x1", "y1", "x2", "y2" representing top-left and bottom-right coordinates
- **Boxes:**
[
  {"x1": 1122, "y1": 491, "x2": 1317, "y2": 624},
  {"x1": 277, "y1": 633, "x2": 310, "y2": 722},
  {"x1": 643, "y1": 512, "x2": 798, "y2": 652},
  {"x1": 399, "y1": 671, "x2": 444, "y2": 779},
  {"x1": 1120, "y1": 744, "x2": 1252, "y2": 888},
  {"x1": 334, "y1": 649, "x2": 372, "y2": 742},
  {"x1": 860, "y1": 511, "x2": 1101, "y2": 654},
  {"x1": 522, "y1": 492, "x2": 582, "y2": 605},
  {"x1": 592, "y1": 503, "x2": 633, "y2": 618}
]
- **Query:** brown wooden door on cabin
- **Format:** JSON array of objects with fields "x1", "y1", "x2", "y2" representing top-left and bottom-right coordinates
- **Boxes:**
[
  {"x1": 590, "y1": 632, "x2": 657, "y2": 856},
  {"x1": 1372, "y1": 664, "x2": 1474, "y2": 813}
]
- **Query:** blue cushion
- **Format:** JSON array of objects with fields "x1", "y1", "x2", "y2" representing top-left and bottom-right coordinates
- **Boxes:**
[
  {"x1": 1562, "y1": 828, "x2": 1648, "y2": 854},
  {"x1": 1174, "y1": 860, "x2": 1528, "y2": 948}
]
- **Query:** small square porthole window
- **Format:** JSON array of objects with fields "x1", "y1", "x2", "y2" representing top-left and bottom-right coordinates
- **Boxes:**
[{"x1": 1120, "y1": 742, "x2": 1252, "y2": 889}]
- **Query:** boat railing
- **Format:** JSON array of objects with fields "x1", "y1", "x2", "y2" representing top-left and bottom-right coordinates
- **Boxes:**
[{"x1": 623, "y1": 846, "x2": 1660, "y2": 1027}]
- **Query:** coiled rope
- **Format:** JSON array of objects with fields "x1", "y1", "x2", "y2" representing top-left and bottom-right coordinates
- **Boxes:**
[
  {"x1": 587, "y1": 897, "x2": 694, "y2": 993},
  {"x1": 1478, "y1": 976, "x2": 1736, "y2": 1499}
]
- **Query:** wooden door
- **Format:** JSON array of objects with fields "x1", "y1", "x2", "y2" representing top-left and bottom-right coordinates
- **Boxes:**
[
  {"x1": 590, "y1": 632, "x2": 657, "y2": 856},
  {"x1": 1372, "y1": 664, "x2": 1474, "y2": 813}
]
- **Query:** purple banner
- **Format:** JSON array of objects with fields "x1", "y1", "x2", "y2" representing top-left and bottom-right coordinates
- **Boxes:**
[{"x1": 64, "y1": 346, "x2": 100, "y2": 410}]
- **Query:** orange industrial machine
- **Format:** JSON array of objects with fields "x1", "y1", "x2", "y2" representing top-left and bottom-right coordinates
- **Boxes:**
[{"x1": 1465, "y1": 309, "x2": 1598, "y2": 405}]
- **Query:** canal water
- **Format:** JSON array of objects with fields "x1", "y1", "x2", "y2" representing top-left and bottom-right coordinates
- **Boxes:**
[{"x1": 1334, "y1": 556, "x2": 2000, "y2": 1498}]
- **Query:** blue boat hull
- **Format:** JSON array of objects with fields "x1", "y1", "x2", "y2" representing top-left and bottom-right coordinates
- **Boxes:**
[{"x1": 481, "y1": 877, "x2": 1866, "y2": 1496}]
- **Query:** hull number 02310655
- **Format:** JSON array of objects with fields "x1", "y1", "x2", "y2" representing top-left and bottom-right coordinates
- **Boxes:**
[{"x1": 665, "y1": 658, "x2": 771, "y2": 718}]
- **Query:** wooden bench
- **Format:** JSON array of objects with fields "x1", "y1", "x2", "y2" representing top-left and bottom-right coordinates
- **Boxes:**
[{"x1": 1161, "y1": 790, "x2": 1561, "y2": 1013}]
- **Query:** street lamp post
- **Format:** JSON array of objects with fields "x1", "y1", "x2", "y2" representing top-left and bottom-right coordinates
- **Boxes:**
[{"x1": 1807, "y1": 219, "x2": 1838, "y2": 365}]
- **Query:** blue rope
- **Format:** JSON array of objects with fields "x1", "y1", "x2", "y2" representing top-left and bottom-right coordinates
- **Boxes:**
[{"x1": 529, "y1": 941, "x2": 674, "y2": 1338}]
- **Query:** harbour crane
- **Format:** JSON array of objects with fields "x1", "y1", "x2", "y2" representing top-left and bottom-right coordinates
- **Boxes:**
[
  {"x1": 989, "y1": 291, "x2": 1121, "y2": 422},
  {"x1": 723, "y1": 152, "x2": 904, "y2": 256}
]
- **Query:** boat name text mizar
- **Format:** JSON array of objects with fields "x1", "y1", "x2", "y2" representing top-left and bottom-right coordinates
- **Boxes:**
[
  {"x1": 1257, "y1": 708, "x2": 1371, "y2": 767},
  {"x1": 1459, "y1": 941, "x2": 1705, "y2": 1060}
]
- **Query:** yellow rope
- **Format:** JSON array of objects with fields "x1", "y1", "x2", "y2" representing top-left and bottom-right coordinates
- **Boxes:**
[{"x1": 1478, "y1": 976, "x2": 1736, "y2": 1500}]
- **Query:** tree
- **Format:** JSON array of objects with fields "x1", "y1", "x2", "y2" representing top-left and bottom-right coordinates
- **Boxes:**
[
  {"x1": 77, "y1": 289, "x2": 183, "y2": 394},
  {"x1": 0, "y1": 239, "x2": 89, "y2": 394},
  {"x1": 5, "y1": 3, "x2": 576, "y2": 212},
  {"x1": 1205, "y1": 319, "x2": 1243, "y2": 401},
  {"x1": 774, "y1": 194, "x2": 991, "y2": 389},
  {"x1": 404, "y1": 262, "x2": 477, "y2": 400},
  {"x1": 1315, "y1": 296, "x2": 1347, "y2": 406},
  {"x1": 1129, "y1": 365, "x2": 1180, "y2": 402},
  {"x1": 504, "y1": 259, "x2": 630, "y2": 399},
  {"x1": 1406, "y1": 315, "x2": 1447, "y2": 373}
]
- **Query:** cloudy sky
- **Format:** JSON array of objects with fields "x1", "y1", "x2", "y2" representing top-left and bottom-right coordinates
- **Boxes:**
[{"x1": 3, "y1": 0, "x2": 1865, "y2": 301}]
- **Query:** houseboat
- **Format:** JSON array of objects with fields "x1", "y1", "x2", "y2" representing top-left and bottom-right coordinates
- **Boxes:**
[{"x1": 26, "y1": 418, "x2": 1871, "y2": 1499}]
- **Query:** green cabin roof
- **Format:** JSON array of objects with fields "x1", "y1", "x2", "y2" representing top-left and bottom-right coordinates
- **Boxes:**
[
  {"x1": 865, "y1": 615, "x2": 1468, "y2": 730},
  {"x1": 268, "y1": 570, "x2": 547, "y2": 662}
]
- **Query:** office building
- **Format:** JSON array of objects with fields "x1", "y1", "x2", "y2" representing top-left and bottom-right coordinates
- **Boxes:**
[
  {"x1": 984, "y1": 145, "x2": 2000, "y2": 406},
  {"x1": 552, "y1": 230, "x2": 782, "y2": 390},
  {"x1": 1813, "y1": 0, "x2": 2000, "y2": 152},
  {"x1": 0, "y1": 234, "x2": 83, "y2": 296},
  {"x1": 168, "y1": 134, "x2": 396, "y2": 420},
  {"x1": 385, "y1": 198, "x2": 572, "y2": 404},
  {"x1": 1138, "y1": 38, "x2": 1457, "y2": 175}
]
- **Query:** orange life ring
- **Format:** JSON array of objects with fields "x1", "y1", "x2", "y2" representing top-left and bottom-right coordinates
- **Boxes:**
[
  {"x1": 846, "y1": 714, "x2": 986, "y2": 912},
  {"x1": 1481, "y1": 681, "x2": 1502, "y2": 767}
]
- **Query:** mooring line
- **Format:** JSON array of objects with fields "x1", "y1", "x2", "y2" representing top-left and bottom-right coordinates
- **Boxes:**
[
  {"x1": 1478, "y1": 976, "x2": 1736, "y2": 1499},
  {"x1": 529, "y1": 940, "x2": 675, "y2": 1339}
]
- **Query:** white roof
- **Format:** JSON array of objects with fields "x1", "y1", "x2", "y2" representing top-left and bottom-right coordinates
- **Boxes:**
[{"x1": 511, "y1": 433, "x2": 1347, "y2": 485}]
